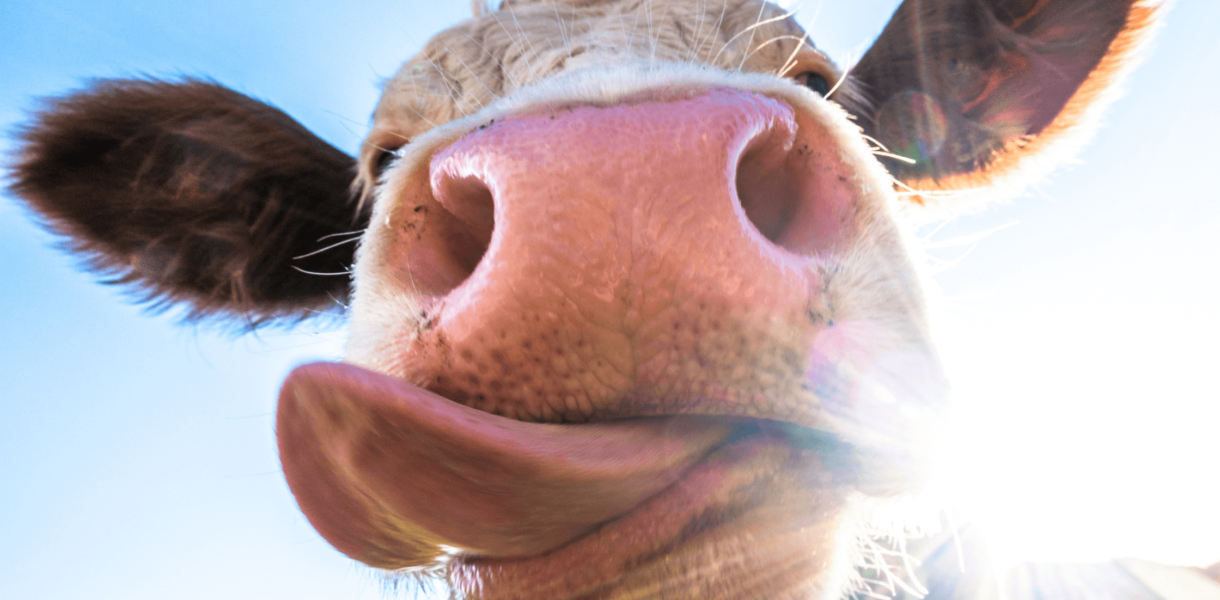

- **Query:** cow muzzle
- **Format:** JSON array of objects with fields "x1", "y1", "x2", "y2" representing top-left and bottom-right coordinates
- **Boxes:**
[{"x1": 278, "y1": 86, "x2": 947, "y2": 573}]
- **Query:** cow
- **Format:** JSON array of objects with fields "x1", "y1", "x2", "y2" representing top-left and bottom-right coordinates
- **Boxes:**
[{"x1": 8, "y1": 0, "x2": 1162, "y2": 598}]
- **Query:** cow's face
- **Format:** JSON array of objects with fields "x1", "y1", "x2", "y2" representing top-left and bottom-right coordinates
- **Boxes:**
[{"x1": 11, "y1": 0, "x2": 1159, "y2": 598}]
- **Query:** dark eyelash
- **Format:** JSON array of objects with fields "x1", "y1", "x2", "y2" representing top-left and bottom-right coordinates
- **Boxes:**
[{"x1": 375, "y1": 148, "x2": 400, "y2": 175}]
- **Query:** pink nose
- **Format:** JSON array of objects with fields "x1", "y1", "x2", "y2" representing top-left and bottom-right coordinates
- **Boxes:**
[
  {"x1": 382, "y1": 88, "x2": 866, "y2": 428},
  {"x1": 426, "y1": 89, "x2": 858, "y2": 295}
]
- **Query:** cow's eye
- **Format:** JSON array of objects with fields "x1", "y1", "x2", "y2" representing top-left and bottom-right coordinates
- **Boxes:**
[
  {"x1": 795, "y1": 72, "x2": 831, "y2": 97},
  {"x1": 374, "y1": 148, "x2": 401, "y2": 176}
]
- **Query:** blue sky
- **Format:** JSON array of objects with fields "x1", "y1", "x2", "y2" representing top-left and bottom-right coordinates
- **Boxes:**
[{"x1": 1, "y1": 1, "x2": 1218, "y2": 599}]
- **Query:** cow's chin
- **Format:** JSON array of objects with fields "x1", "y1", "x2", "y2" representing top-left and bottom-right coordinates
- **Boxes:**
[
  {"x1": 452, "y1": 444, "x2": 854, "y2": 600},
  {"x1": 277, "y1": 362, "x2": 862, "y2": 600}
]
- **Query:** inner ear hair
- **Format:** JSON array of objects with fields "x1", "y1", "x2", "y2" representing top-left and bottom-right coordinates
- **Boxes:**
[
  {"x1": 10, "y1": 78, "x2": 365, "y2": 325},
  {"x1": 849, "y1": 0, "x2": 1162, "y2": 209}
]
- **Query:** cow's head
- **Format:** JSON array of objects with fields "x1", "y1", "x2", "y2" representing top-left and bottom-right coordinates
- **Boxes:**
[{"x1": 10, "y1": 0, "x2": 1159, "y2": 597}]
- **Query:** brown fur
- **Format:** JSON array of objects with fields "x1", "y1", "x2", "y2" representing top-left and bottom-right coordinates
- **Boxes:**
[
  {"x1": 850, "y1": 0, "x2": 1161, "y2": 207},
  {"x1": 11, "y1": 79, "x2": 364, "y2": 323}
]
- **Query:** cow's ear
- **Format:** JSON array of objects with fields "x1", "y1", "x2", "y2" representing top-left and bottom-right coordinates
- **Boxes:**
[
  {"x1": 848, "y1": 0, "x2": 1162, "y2": 209},
  {"x1": 10, "y1": 79, "x2": 365, "y2": 324}
]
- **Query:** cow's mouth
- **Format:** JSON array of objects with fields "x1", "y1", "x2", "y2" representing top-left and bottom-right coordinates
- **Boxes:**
[
  {"x1": 277, "y1": 361, "x2": 859, "y2": 574},
  {"x1": 284, "y1": 86, "x2": 947, "y2": 593}
]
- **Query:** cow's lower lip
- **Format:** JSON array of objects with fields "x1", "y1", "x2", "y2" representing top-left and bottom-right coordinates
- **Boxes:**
[
  {"x1": 276, "y1": 362, "x2": 852, "y2": 571},
  {"x1": 449, "y1": 425, "x2": 855, "y2": 600}
]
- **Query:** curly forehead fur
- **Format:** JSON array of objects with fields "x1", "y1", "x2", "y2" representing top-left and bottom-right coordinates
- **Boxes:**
[{"x1": 357, "y1": 0, "x2": 854, "y2": 195}]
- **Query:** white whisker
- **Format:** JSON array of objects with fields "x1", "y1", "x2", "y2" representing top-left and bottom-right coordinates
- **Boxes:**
[
  {"x1": 293, "y1": 236, "x2": 361, "y2": 261},
  {"x1": 873, "y1": 151, "x2": 918, "y2": 164},
  {"x1": 777, "y1": 31, "x2": 810, "y2": 77},
  {"x1": 317, "y1": 230, "x2": 365, "y2": 242},
  {"x1": 444, "y1": 45, "x2": 503, "y2": 101},
  {"x1": 484, "y1": 14, "x2": 528, "y2": 82},
  {"x1": 825, "y1": 64, "x2": 852, "y2": 98},
  {"x1": 418, "y1": 50, "x2": 477, "y2": 114},
  {"x1": 693, "y1": 0, "x2": 729, "y2": 66},
  {"x1": 743, "y1": 34, "x2": 807, "y2": 66},
  {"x1": 549, "y1": 0, "x2": 572, "y2": 60},
  {"x1": 860, "y1": 133, "x2": 892, "y2": 153},
  {"x1": 503, "y1": 2, "x2": 546, "y2": 81},
  {"x1": 326, "y1": 291, "x2": 349, "y2": 311},
  {"x1": 468, "y1": 27, "x2": 522, "y2": 91},
  {"x1": 291, "y1": 266, "x2": 353, "y2": 277}
]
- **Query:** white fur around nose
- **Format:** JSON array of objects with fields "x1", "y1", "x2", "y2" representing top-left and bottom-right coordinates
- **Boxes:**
[{"x1": 348, "y1": 62, "x2": 924, "y2": 371}]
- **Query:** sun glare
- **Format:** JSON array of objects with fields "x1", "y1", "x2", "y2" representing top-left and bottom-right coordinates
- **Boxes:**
[{"x1": 930, "y1": 281, "x2": 1220, "y2": 570}]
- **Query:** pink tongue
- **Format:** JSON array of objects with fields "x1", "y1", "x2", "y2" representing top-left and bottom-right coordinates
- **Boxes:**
[{"x1": 276, "y1": 362, "x2": 735, "y2": 569}]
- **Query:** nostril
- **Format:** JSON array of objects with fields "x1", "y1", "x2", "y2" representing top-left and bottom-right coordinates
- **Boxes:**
[
  {"x1": 735, "y1": 115, "x2": 852, "y2": 258},
  {"x1": 437, "y1": 175, "x2": 495, "y2": 251},
  {"x1": 735, "y1": 125, "x2": 803, "y2": 250},
  {"x1": 428, "y1": 171, "x2": 495, "y2": 289}
]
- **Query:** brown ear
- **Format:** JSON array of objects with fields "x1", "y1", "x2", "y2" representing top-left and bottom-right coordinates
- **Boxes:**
[
  {"x1": 849, "y1": 0, "x2": 1162, "y2": 205},
  {"x1": 10, "y1": 79, "x2": 365, "y2": 323}
]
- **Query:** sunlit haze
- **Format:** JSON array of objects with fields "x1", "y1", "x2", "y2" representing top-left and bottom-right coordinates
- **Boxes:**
[{"x1": 2, "y1": 1, "x2": 1217, "y2": 599}]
